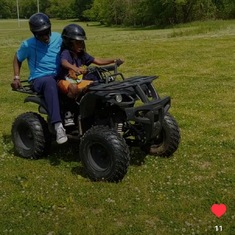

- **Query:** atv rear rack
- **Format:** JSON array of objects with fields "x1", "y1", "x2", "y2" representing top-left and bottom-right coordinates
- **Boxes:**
[{"x1": 12, "y1": 80, "x2": 36, "y2": 95}]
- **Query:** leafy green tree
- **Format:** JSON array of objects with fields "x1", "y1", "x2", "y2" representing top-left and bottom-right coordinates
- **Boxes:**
[
  {"x1": 213, "y1": 0, "x2": 235, "y2": 18},
  {"x1": 47, "y1": 0, "x2": 76, "y2": 19},
  {"x1": 73, "y1": 0, "x2": 93, "y2": 20},
  {"x1": 0, "y1": 0, "x2": 14, "y2": 18},
  {"x1": 0, "y1": 0, "x2": 234, "y2": 25}
]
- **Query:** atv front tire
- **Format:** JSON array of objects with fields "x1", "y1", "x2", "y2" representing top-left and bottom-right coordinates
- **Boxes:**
[
  {"x1": 144, "y1": 113, "x2": 180, "y2": 157},
  {"x1": 79, "y1": 125, "x2": 130, "y2": 182},
  {"x1": 11, "y1": 112, "x2": 51, "y2": 159}
]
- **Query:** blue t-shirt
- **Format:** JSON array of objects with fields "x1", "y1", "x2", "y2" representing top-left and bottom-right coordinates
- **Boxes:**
[
  {"x1": 59, "y1": 49, "x2": 94, "y2": 79},
  {"x1": 17, "y1": 32, "x2": 62, "y2": 81}
]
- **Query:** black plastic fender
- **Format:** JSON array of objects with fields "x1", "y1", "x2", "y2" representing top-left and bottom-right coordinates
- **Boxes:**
[{"x1": 24, "y1": 96, "x2": 48, "y2": 114}]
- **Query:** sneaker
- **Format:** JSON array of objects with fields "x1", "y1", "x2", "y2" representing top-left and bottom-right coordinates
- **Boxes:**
[
  {"x1": 64, "y1": 111, "x2": 75, "y2": 127},
  {"x1": 56, "y1": 126, "x2": 68, "y2": 144}
]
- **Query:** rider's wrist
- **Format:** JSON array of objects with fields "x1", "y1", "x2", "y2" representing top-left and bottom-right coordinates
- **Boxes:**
[{"x1": 14, "y1": 75, "x2": 20, "y2": 80}]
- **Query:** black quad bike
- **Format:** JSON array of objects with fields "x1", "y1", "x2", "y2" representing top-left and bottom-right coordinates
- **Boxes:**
[{"x1": 12, "y1": 63, "x2": 180, "y2": 182}]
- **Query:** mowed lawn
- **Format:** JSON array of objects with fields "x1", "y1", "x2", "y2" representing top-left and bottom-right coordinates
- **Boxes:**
[{"x1": 0, "y1": 19, "x2": 235, "y2": 235}]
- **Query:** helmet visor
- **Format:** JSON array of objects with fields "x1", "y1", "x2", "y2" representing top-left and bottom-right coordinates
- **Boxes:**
[
  {"x1": 71, "y1": 40, "x2": 85, "y2": 51},
  {"x1": 35, "y1": 28, "x2": 51, "y2": 37}
]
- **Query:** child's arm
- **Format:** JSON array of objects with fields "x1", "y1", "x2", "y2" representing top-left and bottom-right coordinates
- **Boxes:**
[{"x1": 61, "y1": 59, "x2": 85, "y2": 74}]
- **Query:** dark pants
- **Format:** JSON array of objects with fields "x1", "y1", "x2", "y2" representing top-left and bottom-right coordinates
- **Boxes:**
[{"x1": 32, "y1": 76, "x2": 61, "y2": 124}]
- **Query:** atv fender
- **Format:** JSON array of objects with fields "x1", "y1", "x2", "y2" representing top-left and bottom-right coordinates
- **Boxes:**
[
  {"x1": 79, "y1": 93, "x2": 99, "y2": 119},
  {"x1": 24, "y1": 96, "x2": 48, "y2": 114}
]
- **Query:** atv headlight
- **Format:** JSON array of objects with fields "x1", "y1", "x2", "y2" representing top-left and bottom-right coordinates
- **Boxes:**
[{"x1": 115, "y1": 94, "x2": 122, "y2": 103}]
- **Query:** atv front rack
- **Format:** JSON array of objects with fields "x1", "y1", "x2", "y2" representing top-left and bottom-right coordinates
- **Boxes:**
[
  {"x1": 89, "y1": 76, "x2": 157, "y2": 91},
  {"x1": 89, "y1": 75, "x2": 160, "y2": 102}
]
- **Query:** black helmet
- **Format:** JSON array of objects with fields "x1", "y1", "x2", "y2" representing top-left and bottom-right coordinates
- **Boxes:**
[
  {"x1": 62, "y1": 24, "x2": 87, "y2": 41},
  {"x1": 29, "y1": 12, "x2": 51, "y2": 33}
]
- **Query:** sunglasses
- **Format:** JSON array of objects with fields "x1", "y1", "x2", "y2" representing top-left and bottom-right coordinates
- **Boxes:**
[
  {"x1": 35, "y1": 29, "x2": 51, "y2": 37},
  {"x1": 71, "y1": 40, "x2": 84, "y2": 46}
]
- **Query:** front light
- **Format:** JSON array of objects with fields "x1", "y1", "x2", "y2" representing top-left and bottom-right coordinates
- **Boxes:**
[{"x1": 115, "y1": 94, "x2": 122, "y2": 103}]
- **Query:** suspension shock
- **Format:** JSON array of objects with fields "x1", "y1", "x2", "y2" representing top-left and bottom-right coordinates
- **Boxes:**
[{"x1": 117, "y1": 123, "x2": 123, "y2": 134}]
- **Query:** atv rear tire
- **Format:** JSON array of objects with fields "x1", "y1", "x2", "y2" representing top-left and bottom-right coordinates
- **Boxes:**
[
  {"x1": 79, "y1": 125, "x2": 130, "y2": 182},
  {"x1": 11, "y1": 112, "x2": 51, "y2": 159},
  {"x1": 144, "y1": 113, "x2": 180, "y2": 157}
]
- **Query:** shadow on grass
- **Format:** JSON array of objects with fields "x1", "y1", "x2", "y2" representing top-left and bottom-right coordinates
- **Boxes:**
[
  {"x1": 3, "y1": 133, "x2": 148, "y2": 164},
  {"x1": 47, "y1": 140, "x2": 88, "y2": 179},
  {"x1": 2, "y1": 133, "x2": 88, "y2": 179},
  {"x1": 3, "y1": 133, "x2": 149, "y2": 180},
  {"x1": 48, "y1": 140, "x2": 81, "y2": 164},
  {"x1": 129, "y1": 147, "x2": 147, "y2": 166},
  {"x1": 48, "y1": 139, "x2": 148, "y2": 167}
]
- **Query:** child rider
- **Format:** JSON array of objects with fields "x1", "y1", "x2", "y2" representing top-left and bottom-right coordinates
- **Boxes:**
[{"x1": 57, "y1": 24, "x2": 123, "y2": 126}]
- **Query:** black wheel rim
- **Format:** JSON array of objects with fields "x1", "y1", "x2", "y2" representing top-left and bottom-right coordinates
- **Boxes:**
[
  {"x1": 153, "y1": 129, "x2": 165, "y2": 147},
  {"x1": 16, "y1": 123, "x2": 34, "y2": 150},
  {"x1": 88, "y1": 143, "x2": 111, "y2": 171}
]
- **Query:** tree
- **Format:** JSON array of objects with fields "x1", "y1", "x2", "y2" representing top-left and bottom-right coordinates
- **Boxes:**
[
  {"x1": 0, "y1": 0, "x2": 14, "y2": 18},
  {"x1": 47, "y1": 0, "x2": 76, "y2": 19},
  {"x1": 213, "y1": 0, "x2": 235, "y2": 18},
  {"x1": 0, "y1": 0, "x2": 234, "y2": 25},
  {"x1": 73, "y1": 0, "x2": 93, "y2": 20}
]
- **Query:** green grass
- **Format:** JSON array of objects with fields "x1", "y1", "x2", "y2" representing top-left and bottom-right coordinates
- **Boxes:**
[{"x1": 0, "y1": 19, "x2": 235, "y2": 235}]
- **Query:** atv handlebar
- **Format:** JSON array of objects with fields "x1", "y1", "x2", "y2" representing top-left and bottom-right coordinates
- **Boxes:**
[
  {"x1": 87, "y1": 59, "x2": 122, "y2": 73},
  {"x1": 87, "y1": 60, "x2": 124, "y2": 83}
]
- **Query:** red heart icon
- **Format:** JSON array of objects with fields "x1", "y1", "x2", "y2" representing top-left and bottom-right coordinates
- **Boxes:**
[{"x1": 211, "y1": 204, "x2": 226, "y2": 218}]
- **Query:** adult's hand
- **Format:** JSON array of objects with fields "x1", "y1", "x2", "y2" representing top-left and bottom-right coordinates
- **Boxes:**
[{"x1": 11, "y1": 78, "x2": 22, "y2": 90}]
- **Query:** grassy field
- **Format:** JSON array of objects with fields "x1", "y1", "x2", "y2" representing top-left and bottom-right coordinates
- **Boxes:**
[{"x1": 0, "y1": 19, "x2": 235, "y2": 235}]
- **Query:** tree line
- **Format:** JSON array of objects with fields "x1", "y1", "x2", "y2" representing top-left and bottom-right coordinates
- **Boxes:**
[{"x1": 0, "y1": 0, "x2": 234, "y2": 26}]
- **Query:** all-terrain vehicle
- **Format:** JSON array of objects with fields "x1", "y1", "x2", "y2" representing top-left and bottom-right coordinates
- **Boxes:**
[{"x1": 12, "y1": 63, "x2": 180, "y2": 182}]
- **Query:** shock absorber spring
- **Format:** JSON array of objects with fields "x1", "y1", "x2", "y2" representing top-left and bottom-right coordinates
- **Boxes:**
[{"x1": 117, "y1": 123, "x2": 123, "y2": 134}]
